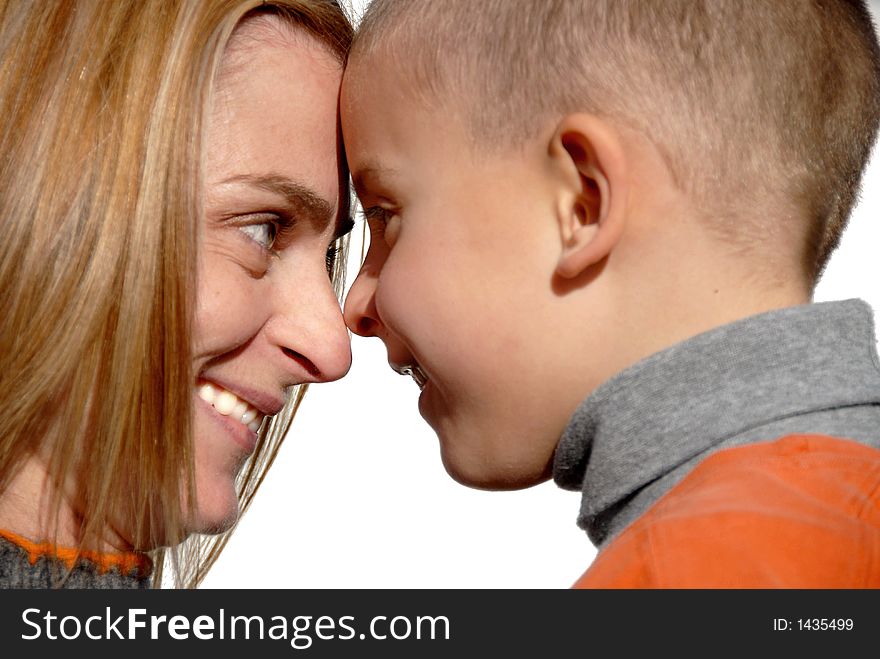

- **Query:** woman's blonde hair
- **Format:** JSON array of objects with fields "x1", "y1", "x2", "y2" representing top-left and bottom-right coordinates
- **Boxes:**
[{"x1": 0, "y1": 0, "x2": 352, "y2": 587}]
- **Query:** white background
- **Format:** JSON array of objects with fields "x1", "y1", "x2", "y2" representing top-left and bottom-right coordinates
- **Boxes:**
[{"x1": 202, "y1": 0, "x2": 880, "y2": 588}]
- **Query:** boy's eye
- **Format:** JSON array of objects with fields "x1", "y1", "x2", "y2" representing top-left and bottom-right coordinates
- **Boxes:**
[
  {"x1": 239, "y1": 221, "x2": 277, "y2": 250},
  {"x1": 364, "y1": 206, "x2": 400, "y2": 246},
  {"x1": 363, "y1": 206, "x2": 390, "y2": 226}
]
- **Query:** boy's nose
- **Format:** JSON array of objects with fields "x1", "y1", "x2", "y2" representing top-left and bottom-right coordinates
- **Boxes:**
[{"x1": 343, "y1": 269, "x2": 381, "y2": 338}]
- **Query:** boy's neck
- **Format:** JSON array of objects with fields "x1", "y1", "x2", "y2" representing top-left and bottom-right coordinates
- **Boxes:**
[
  {"x1": 584, "y1": 205, "x2": 812, "y2": 393},
  {"x1": 632, "y1": 261, "x2": 805, "y2": 365}
]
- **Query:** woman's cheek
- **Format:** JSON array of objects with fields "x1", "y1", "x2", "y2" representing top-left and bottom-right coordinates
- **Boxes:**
[
  {"x1": 190, "y1": 406, "x2": 243, "y2": 533},
  {"x1": 194, "y1": 245, "x2": 272, "y2": 352}
]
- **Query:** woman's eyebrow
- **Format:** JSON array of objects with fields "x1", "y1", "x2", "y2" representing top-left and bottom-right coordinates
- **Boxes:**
[{"x1": 223, "y1": 173, "x2": 335, "y2": 233}]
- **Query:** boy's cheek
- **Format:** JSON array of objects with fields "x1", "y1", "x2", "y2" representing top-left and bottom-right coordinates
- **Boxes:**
[{"x1": 374, "y1": 279, "x2": 435, "y2": 344}]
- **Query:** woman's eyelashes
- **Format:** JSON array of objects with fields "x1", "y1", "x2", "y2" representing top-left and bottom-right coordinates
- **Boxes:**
[
  {"x1": 232, "y1": 212, "x2": 341, "y2": 278},
  {"x1": 325, "y1": 242, "x2": 341, "y2": 275},
  {"x1": 223, "y1": 212, "x2": 290, "y2": 278}
]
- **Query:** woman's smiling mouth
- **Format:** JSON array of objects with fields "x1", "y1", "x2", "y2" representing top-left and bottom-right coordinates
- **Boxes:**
[{"x1": 197, "y1": 381, "x2": 267, "y2": 433}]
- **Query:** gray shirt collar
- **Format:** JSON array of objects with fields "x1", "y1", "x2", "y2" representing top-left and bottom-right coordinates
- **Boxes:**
[{"x1": 553, "y1": 299, "x2": 880, "y2": 545}]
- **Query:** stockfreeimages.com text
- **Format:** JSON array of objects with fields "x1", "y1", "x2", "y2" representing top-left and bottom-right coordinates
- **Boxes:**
[{"x1": 21, "y1": 607, "x2": 450, "y2": 649}]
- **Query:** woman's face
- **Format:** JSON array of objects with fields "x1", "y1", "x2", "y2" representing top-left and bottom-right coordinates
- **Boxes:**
[{"x1": 191, "y1": 23, "x2": 351, "y2": 532}]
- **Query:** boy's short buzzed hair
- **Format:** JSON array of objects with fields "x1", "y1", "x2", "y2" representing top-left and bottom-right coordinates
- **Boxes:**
[{"x1": 352, "y1": 0, "x2": 880, "y2": 282}]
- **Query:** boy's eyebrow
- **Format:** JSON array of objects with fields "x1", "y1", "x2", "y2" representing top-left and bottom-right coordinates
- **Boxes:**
[
  {"x1": 351, "y1": 163, "x2": 398, "y2": 197},
  {"x1": 221, "y1": 173, "x2": 336, "y2": 235}
]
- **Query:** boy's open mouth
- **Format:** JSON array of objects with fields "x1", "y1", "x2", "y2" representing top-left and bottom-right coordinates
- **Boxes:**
[{"x1": 395, "y1": 363, "x2": 428, "y2": 390}]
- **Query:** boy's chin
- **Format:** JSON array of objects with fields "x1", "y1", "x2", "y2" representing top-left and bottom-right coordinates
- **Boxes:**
[{"x1": 439, "y1": 444, "x2": 553, "y2": 491}]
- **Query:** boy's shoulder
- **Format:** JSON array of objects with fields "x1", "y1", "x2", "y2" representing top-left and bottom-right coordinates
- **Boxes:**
[{"x1": 573, "y1": 435, "x2": 880, "y2": 588}]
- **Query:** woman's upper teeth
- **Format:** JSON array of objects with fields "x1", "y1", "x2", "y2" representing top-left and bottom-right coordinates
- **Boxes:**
[{"x1": 197, "y1": 382, "x2": 264, "y2": 432}]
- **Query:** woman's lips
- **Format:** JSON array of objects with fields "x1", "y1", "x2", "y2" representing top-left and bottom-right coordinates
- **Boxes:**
[
  {"x1": 195, "y1": 379, "x2": 277, "y2": 454},
  {"x1": 197, "y1": 380, "x2": 265, "y2": 432},
  {"x1": 195, "y1": 395, "x2": 261, "y2": 454}
]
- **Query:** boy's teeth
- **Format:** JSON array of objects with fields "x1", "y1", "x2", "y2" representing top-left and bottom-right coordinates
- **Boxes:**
[
  {"x1": 400, "y1": 364, "x2": 429, "y2": 390},
  {"x1": 197, "y1": 381, "x2": 266, "y2": 432}
]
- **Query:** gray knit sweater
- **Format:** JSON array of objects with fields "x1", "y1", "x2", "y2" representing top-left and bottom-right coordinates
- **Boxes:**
[
  {"x1": 0, "y1": 533, "x2": 152, "y2": 589},
  {"x1": 554, "y1": 299, "x2": 880, "y2": 547}
]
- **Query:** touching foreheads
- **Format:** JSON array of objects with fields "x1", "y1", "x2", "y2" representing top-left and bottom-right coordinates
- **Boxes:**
[{"x1": 351, "y1": 0, "x2": 880, "y2": 283}]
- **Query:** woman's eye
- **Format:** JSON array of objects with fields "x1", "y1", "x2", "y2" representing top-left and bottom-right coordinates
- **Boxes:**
[{"x1": 239, "y1": 222, "x2": 277, "y2": 250}]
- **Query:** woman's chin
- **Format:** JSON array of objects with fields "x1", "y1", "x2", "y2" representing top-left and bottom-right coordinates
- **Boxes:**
[
  {"x1": 192, "y1": 505, "x2": 240, "y2": 537},
  {"x1": 184, "y1": 483, "x2": 241, "y2": 537}
]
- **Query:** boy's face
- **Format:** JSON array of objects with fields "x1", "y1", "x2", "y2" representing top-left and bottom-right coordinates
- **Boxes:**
[{"x1": 341, "y1": 58, "x2": 588, "y2": 489}]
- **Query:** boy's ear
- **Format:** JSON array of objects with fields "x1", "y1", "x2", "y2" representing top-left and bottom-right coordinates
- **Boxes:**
[{"x1": 549, "y1": 114, "x2": 628, "y2": 279}]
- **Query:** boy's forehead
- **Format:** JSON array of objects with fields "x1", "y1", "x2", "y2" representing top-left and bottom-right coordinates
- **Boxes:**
[
  {"x1": 351, "y1": 162, "x2": 399, "y2": 196},
  {"x1": 343, "y1": 45, "x2": 440, "y2": 121},
  {"x1": 341, "y1": 63, "x2": 401, "y2": 187},
  {"x1": 343, "y1": 49, "x2": 396, "y2": 99},
  {"x1": 341, "y1": 53, "x2": 398, "y2": 129},
  {"x1": 342, "y1": 50, "x2": 477, "y2": 196},
  {"x1": 342, "y1": 59, "x2": 434, "y2": 174}
]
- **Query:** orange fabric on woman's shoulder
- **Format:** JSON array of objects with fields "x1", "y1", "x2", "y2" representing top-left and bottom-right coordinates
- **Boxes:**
[
  {"x1": 0, "y1": 529, "x2": 152, "y2": 578},
  {"x1": 573, "y1": 435, "x2": 880, "y2": 588}
]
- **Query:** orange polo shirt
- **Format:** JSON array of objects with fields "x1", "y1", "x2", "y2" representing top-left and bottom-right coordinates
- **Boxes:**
[{"x1": 573, "y1": 435, "x2": 880, "y2": 588}]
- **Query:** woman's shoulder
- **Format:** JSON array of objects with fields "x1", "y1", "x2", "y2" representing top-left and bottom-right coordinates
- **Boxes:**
[{"x1": 0, "y1": 530, "x2": 152, "y2": 589}]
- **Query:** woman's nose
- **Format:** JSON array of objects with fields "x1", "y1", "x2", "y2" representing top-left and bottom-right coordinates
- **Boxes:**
[
  {"x1": 266, "y1": 266, "x2": 352, "y2": 383},
  {"x1": 343, "y1": 267, "x2": 382, "y2": 338}
]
